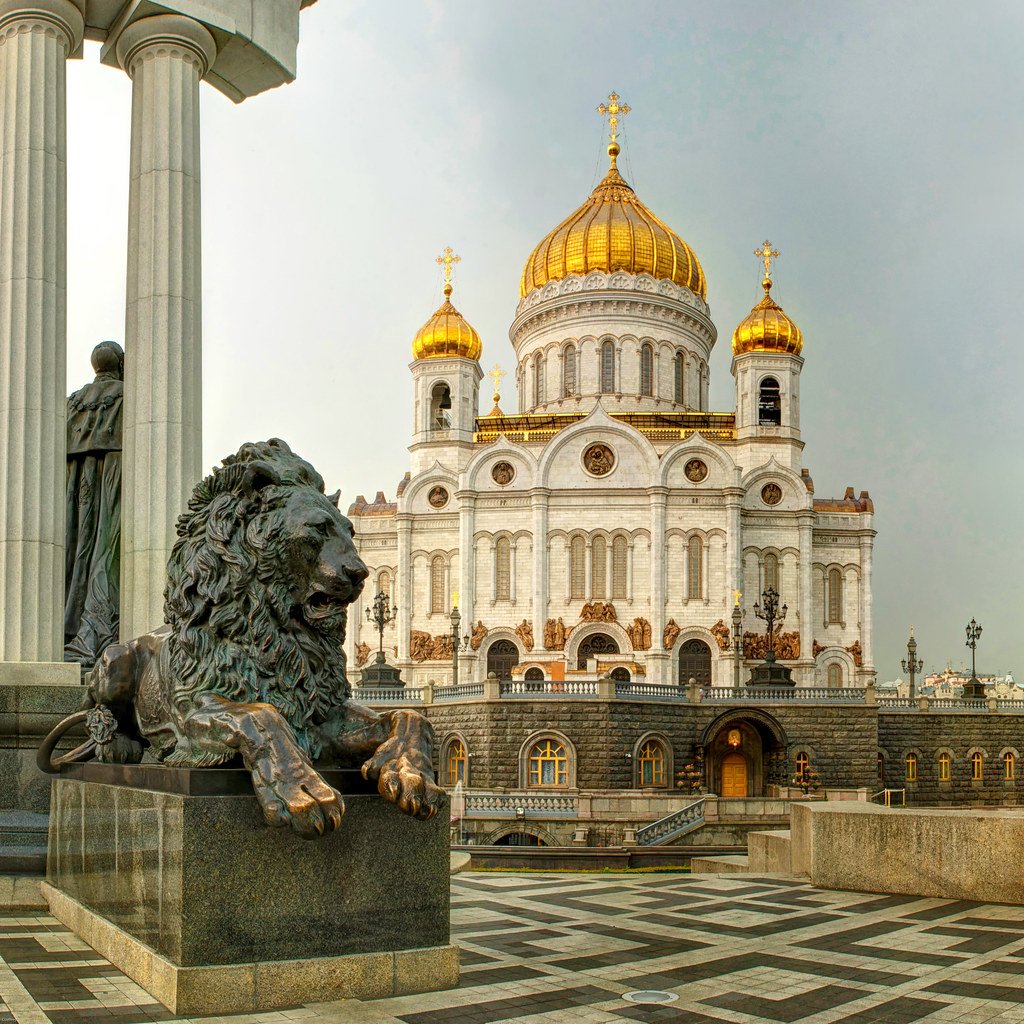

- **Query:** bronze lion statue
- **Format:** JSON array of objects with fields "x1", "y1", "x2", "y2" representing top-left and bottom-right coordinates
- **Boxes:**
[{"x1": 39, "y1": 439, "x2": 444, "y2": 837}]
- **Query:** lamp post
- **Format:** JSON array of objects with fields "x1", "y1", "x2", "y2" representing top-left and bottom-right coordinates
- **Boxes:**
[
  {"x1": 963, "y1": 618, "x2": 984, "y2": 699},
  {"x1": 449, "y1": 598, "x2": 470, "y2": 688},
  {"x1": 365, "y1": 590, "x2": 397, "y2": 666},
  {"x1": 753, "y1": 586, "x2": 787, "y2": 665},
  {"x1": 901, "y1": 625, "x2": 923, "y2": 701},
  {"x1": 731, "y1": 590, "x2": 744, "y2": 689}
]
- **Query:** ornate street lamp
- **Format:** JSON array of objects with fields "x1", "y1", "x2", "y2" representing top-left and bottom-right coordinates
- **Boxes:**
[
  {"x1": 748, "y1": 586, "x2": 794, "y2": 687},
  {"x1": 731, "y1": 590, "x2": 744, "y2": 690},
  {"x1": 901, "y1": 625, "x2": 923, "y2": 701},
  {"x1": 449, "y1": 596, "x2": 470, "y2": 688},
  {"x1": 365, "y1": 590, "x2": 397, "y2": 665},
  {"x1": 963, "y1": 618, "x2": 984, "y2": 699},
  {"x1": 360, "y1": 589, "x2": 403, "y2": 688}
]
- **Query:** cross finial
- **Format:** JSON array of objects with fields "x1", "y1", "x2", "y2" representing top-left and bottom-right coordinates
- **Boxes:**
[
  {"x1": 436, "y1": 246, "x2": 461, "y2": 295},
  {"x1": 489, "y1": 363, "x2": 506, "y2": 403},
  {"x1": 597, "y1": 91, "x2": 631, "y2": 145},
  {"x1": 754, "y1": 240, "x2": 780, "y2": 290},
  {"x1": 734, "y1": 589, "x2": 742, "y2": 607}
]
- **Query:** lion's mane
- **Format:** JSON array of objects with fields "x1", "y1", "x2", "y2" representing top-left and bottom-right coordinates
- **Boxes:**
[{"x1": 163, "y1": 439, "x2": 350, "y2": 764}]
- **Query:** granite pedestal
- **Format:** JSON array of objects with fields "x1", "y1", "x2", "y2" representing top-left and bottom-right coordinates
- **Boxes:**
[{"x1": 44, "y1": 763, "x2": 457, "y2": 1013}]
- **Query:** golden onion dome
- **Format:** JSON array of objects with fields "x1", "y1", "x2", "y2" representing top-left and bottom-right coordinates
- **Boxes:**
[
  {"x1": 411, "y1": 283, "x2": 483, "y2": 361},
  {"x1": 519, "y1": 142, "x2": 706, "y2": 300},
  {"x1": 731, "y1": 277, "x2": 803, "y2": 357}
]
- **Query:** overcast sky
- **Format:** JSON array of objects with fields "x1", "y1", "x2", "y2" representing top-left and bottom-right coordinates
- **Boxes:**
[{"x1": 65, "y1": 1, "x2": 1022, "y2": 680}]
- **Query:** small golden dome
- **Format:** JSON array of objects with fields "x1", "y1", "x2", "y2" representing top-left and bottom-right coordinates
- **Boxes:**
[
  {"x1": 412, "y1": 283, "x2": 483, "y2": 361},
  {"x1": 731, "y1": 278, "x2": 803, "y2": 357},
  {"x1": 519, "y1": 145, "x2": 706, "y2": 300}
]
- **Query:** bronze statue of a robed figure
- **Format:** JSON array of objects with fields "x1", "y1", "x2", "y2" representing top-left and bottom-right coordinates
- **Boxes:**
[{"x1": 41, "y1": 439, "x2": 444, "y2": 836}]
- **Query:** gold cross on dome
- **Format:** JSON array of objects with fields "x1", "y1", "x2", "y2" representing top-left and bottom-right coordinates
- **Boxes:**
[
  {"x1": 754, "y1": 240, "x2": 780, "y2": 280},
  {"x1": 436, "y1": 246, "x2": 461, "y2": 287},
  {"x1": 489, "y1": 363, "x2": 506, "y2": 400},
  {"x1": 597, "y1": 91, "x2": 631, "y2": 143}
]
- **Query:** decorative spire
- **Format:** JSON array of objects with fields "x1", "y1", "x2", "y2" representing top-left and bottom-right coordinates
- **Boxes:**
[
  {"x1": 435, "y1": 245, "x2": 461, "y2": 298},
  {"x1": 597, "y1": 90, "x2": 631, "y2": 167},
  {"x1": 487, "y1": 363, "x2": 506, "y2": 417},
  {"x1": 753, "y1": 239, "x2": 780, "y2": 294}
]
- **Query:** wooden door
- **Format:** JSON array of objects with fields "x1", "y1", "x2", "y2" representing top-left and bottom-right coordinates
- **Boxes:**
[{"x1": 720, "y1": 753, "x2": 748, "y2": 798}]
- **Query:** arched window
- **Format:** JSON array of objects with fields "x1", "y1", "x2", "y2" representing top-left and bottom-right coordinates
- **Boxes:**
[
  {"x1": 938, "y1": 752, "x2": 951, "y2": 782},
  {"x1": 678, "y1": 639, "x2": 711, "y2": 687},
  {"x1": 600, "y1": 340, "x2": 615, "y2": 393},
  {"x1": 905, "y1": 753, "x2": 918, "y2": 781},
  {"x1": 592, "y1": 536, "x2": 607, "y2": 599},
  {"x1": 570, "y1": 536, "x2": 585, "y2": 599},
  {"x1": 495, "y1": 537, "x2": 511, "y2": 602},
  {"x1": 877, "y1": 752, "x2": 885, "y2": 781},
  {"x1": 377, "y1": 570, "x2": 391, "y2": 597},
  {"x1": 674, "y1": 351, "x2": 684, "y2": 404},
  {"x1": 533, "y1": 352, "x2": 545, "y2": 406},
  {"x1": 827, "y1": 569, "x2": 843, "y2": 624},
  {"x1": 640, "y1": 343, "x2": 653, "y2": 397},
  {"x1": 528, "y1": 738, "x2": 568, "y2": 787},
  {"x1": 446, "y1": 739, "x2": 466, "y2": 787},
  {"x1": 1004, "y1": 752, "x2": 1016, "y2": 780},
  {"x1": 687, "y1": 535, "x2": 702, "y2": 599},
  {"x1": 827, "y1": 663, "x2": 842, "y2": 689},
  {"x1": 610, "y1": 666, "x2": 631, "y2": 682},
  {"x1": 487, "y1": 639, "x2": 519, "y2": 680},
  {"x1": 971, "y1": 751, "x2": 984, "y2": 781},
  {"x1": 430, "y1": 381, "x2": 451, "y2": 430},
  {"x1": 638, "y1": 741, "x2": 666, "y2": 787},
  {"x1": 562, "y1": 344, "x2": 576, "y2": 397},
  {"x1": 763, "y1": 553, "x2": 779, "y2": 594},
  {"x1": 524, "y1": 667, "x2": 544, "y2": 681},
  {"x1": 577, "y1": 632, "x2": 618, "y2": 670},
  {"x1": 795, "y1": 752, "x2": 810, "y2": 775},
  {"x1": 611, "y1": 536, "x2": 628, "y2": 600},
  {"x1": 758, "y1": 376, "x2": 781, "y2": 425},
  {"x1": 430, "y1": 555, "x2": 446, "y2": 613}
]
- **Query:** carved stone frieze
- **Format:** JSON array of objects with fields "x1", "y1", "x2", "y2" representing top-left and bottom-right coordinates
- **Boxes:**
[
  {"x1": 470, "y1": 620, "x2": 487, "y2": 650},
  {"x1": 710, "y1": 619, "x2": 732, "y2": 652},
  {"x1": 515, "y1": 619, "x2": 534, "y2": 651},
  {"x1": 410, "y1": 630, "x2": 455, "y2": 662},
  {"x1": 663, "y1": 618, "x2": 681, "y2": 650},
  {"x1": 626, "y1": 617, "x2": 652, "y2": 651},
  {"x1": 543, "y1": 617, "x2": 568, "y2": 651},
  {"x1": 743, "y1": 629, "x2": 801, "y2": 660},
  {"x1": 580, "y1": 601, "x2": 616, "y2": 623},
  {"x1": 355, "y1": 642, "x2": 371, "y2": 667}
]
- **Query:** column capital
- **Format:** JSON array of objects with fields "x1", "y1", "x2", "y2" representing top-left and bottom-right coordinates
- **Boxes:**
[
  {"x1": 0, "y1": 0, "x2": 84, "y2": 53},
  {"x1": 114, "y1": 13, "x2": 216, "y2": 79}
]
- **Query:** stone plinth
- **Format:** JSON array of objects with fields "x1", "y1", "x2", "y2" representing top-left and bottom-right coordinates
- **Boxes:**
[
  {"x1": 45, "y1": 764, "x2": 456, "y2": 1013},
  {"x1": 791, "y1": 801, "x2": 1024, "y2": 903}
]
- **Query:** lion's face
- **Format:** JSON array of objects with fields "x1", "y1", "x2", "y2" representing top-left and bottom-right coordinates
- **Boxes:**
[{"x1": 278, "y1": 487, "x2": 368, "y2": 636}]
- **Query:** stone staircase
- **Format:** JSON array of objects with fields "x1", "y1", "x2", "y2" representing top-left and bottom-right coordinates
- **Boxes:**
[
  {"x1": 0, "y1": 811, "x2": 48, "y2": 875},
  {"x1": 691, "y1": 826, "x2": 802, "y2": 877}
]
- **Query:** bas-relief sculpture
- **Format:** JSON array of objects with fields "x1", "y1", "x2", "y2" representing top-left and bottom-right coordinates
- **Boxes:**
[
  {"x1": 580, "y1": 601, "x2": 616, "y2": 623},
  {"x1": 626, "y1": 617, "x2": 652, "y2": 651},
  {"x1": 42, "y1": 440, "x2": 444, "y2": 836},
  {"x1": 514, "y1": 619, "x2": 534, "y2": 651},
  {"x1": 410, "y1": 631, "x2": 454, "y2": 662},
  {"x1": 710, "y1": 618, "x2": 732, "y2": 652},
  {"x1": 743, "y1": 629, "x2": 801, "y2": 661},
  {"x1": 663, "y1": 618, "x2": 681, "y2": 650},
  {"x1": 64, "y1": 342, "x2": 124, "y2": 668},
  {"x1": 543, "y1": 617, "x2": 567, "y2": 651},
  {"x1": 470, "y1": 620, "x2": 487, "y2": 650}
]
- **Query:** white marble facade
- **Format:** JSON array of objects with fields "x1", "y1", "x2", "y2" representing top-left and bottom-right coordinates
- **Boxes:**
[{"x1": 349, "y1": 185, "x2": 874, "y2": 691}]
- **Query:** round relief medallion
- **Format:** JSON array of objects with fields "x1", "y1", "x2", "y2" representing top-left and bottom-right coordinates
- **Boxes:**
[
  {"x1": 761, "y1": 483, "x2": 783, "y2": 506},
  {"x1": 684, "y1": 458, "x2": 708, "y2": 483},
  {"x1": 491, "y1": 461, "x2": 515, "y2": 486},
  {"x1": 583, "y1": 443, "x2": 615, "y2": 477},
  {"x1": 427, "y1": 485, "x2": 449, "y2": 509}
]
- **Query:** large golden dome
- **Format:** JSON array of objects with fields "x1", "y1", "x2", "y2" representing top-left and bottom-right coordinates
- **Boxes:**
[
  {"x1": 519, "y1": 143, "x2": 706, "y2": 300},
  {"x1": 412, "y1": 283, "x2": 482, "y2": 361},
  {"x1": 732, "y1": 278, "x2": 803, "y2": 356}
]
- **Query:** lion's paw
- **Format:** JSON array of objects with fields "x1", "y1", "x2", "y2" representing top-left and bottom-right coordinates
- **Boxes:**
[
  {"x1": 365, "y1": 755, "x2": 445, "y2": 821},
  {"x1": 255, "y1": 765, "x2": 345, "y2": 839}
]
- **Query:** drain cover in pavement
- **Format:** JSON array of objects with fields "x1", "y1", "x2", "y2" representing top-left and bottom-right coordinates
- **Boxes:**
[{"x1": 623, "y1": 990, "x2": 679, "y2": 1004}]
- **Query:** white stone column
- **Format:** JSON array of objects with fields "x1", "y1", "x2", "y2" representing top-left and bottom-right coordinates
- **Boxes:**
[
  {"x1": 457, "y1": 492, "x2": 476, "y2": 678},
  {"x1": 0, "y1": 0, "x2": 83, "y2": 663},
  {"x1": 860, "y1": 531, "x2": 874, "y2": 675},
  {"x1": 798, "y1": 514, "x2": 814, "y2": 684},
  {"x1": 531, "y1": 489, "x2": 549, "y2": 643},
  {"x1": 115, "y1": 14, "x2": 216, "y2": 639},
  {"x1": 648, "y1": 488, "x2": 667, "y2": 642},
  {"x1": 396, "y1": 515, "x2": 412, "y2": 663}
]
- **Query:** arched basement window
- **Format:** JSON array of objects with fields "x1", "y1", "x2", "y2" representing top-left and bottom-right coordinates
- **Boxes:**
[
  {"x1": 905, "y1": 753, "x2": 917, "y2": 781},
  {"x1": 446, "y1": 739, "x2": 466, "y2": 786},
  {"x1": 528, "y1": 738, "x2": 568, "y2": 787},
  {"x1": 639, "y1": 741, "x2": 666, "y2": 787},
  {"x1": 758, "y1": 376, "x2": 781, "y2": 425}
]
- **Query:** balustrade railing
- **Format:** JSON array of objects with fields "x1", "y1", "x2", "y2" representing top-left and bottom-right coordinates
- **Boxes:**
[
  {"x1": 434, "y1": 682, "x2": 484, "y2": 701},
  {"x1": 462, "y1": 791, "x2": 579, "y2": 818},
  {"x1": 500, "y1": 679, "x2": 598, "y2": 697},
  {"x1": 615, "y1": 682, "x2": 688, "y2": 700},
  {"x1": 355, "y1": 686, "x2": 422, "y2": 704},
  {"x1": 636, "y1": 797, "x2": 706, "y2": 846},
  {"x1": 703, "y1": 686, "x2": 866, "y2": 703}
]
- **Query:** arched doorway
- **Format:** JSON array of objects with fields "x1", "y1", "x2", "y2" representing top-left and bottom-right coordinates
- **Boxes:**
[
  {"x1": 493, "y1": 832, "x2": 543, "y2": 847},
  {"x1": 678, "y1": 639, "x2": 712, "y2": 686},
  {"x1": 721, "y1": 752, "x2": 748, "y2": 797},
  {"x1": 577, "y1": 632, "x2": 618, "y2": 670},
  {"x1": 487, "y1": 640, "x2": 519, "y2": 681}
]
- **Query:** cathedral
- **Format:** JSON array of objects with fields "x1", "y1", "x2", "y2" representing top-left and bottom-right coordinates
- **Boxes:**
[{"x1": 347, "y1": 97, "x2": 875, "y2": 694}]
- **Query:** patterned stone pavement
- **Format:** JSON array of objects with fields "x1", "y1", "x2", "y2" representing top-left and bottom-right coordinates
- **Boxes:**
[{"x1": 4, "y1": 872, "x2": 1024, "y2": 1023}]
